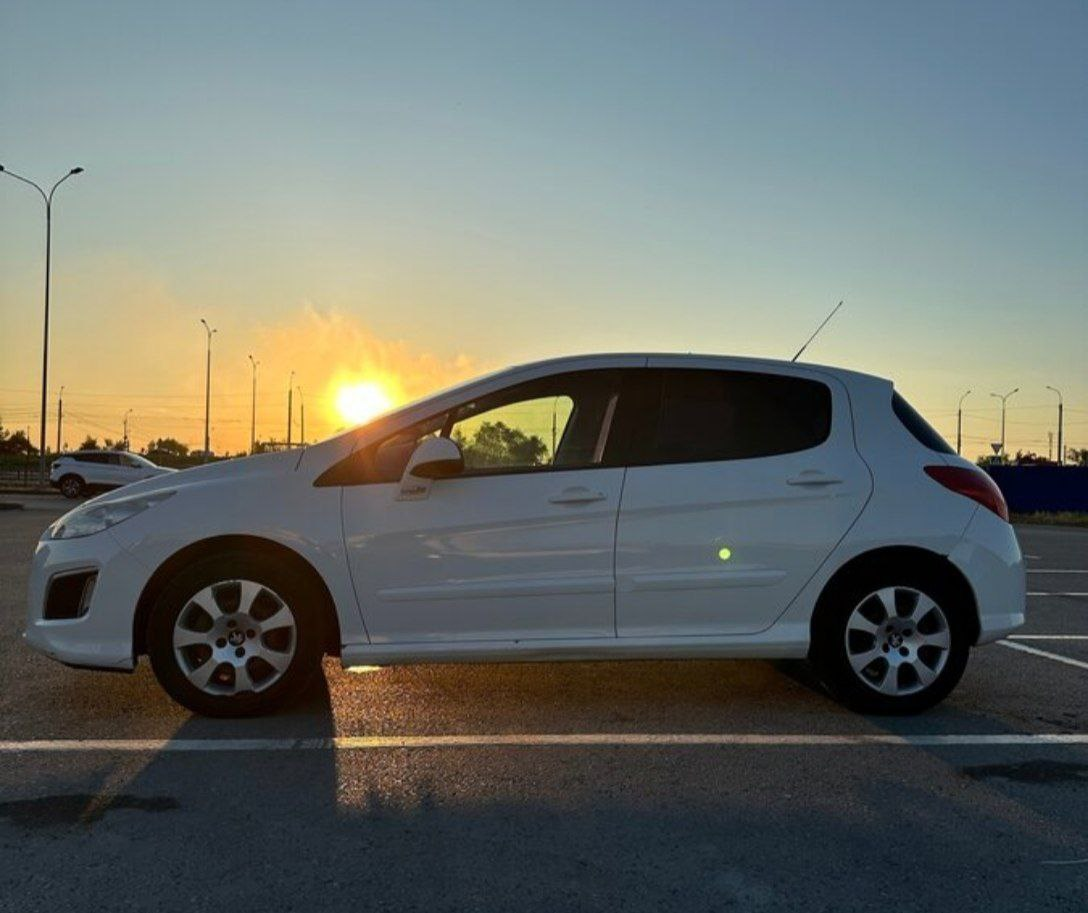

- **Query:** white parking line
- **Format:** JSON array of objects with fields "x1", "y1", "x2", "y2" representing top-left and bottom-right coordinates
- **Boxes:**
[
  {"x1": 1009, "y1": 635, "x2": 1088, "y2": 641},
  {"x1": 1, "y1": 733, "x2": 1087, "y2": 753},
  {"x1": 998, "y1": 640, "x2": 1088, "y2": 671},
  {"x1": 1027, "y1": 592, "x2": 1088, "y2": 597},
  {"x1": 1027, "y1": 569, "x2": 1088, "y2": 574}
]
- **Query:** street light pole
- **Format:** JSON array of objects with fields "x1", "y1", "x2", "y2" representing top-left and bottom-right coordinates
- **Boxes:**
[
  {"x1": 1046, "y1": 385, "x2": 1064, "y2": 466},
  {"x1": 123, "y1": 409, "x2": 133, "y2": 450},
  {"x1": 0, "y1": 164, "x2": 84, "y2": 484},
  {"x1": 956, "y1": 389, "x2": 971, "y2": 456},
  {"x1": 989, "y1": 388, "x2": 1019, "y2": 459},
  {"x1": 248, "y1": 355, "x2": 259, "y2": 455},
  {"x1": 297, "y1": 386, "x2": 305, "y2": 445},
  {"x1": 287, "y1": 371, "x2": 295, "y2": 447},
  {"x1": 200, "y1": 319, "x2": 216, "y2": 461},
  {"x1": 56, "y1": 385, "x2": 65, "y2": 455}
]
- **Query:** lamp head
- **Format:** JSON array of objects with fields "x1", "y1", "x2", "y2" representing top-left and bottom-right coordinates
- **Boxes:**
[{"x1": 70, "y1": 167, "x2": 84, "y2": 174}]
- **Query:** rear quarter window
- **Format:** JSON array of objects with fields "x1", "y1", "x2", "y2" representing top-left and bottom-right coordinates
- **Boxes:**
[{"x1": 892, "y1": 392, "x2": 954, "y2": 454}]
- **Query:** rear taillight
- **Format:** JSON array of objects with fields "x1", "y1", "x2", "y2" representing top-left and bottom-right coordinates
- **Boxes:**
[{"x1": 924, "y1": 465, "x2": 1009, "y2": 522}]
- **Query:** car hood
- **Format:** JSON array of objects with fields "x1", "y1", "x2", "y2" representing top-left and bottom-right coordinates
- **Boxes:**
[{"x1": 85, "y1": 450, "x2": 302, "y2": 504}]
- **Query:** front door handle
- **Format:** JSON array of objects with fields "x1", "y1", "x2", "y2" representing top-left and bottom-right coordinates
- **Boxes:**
[
  {"x1": 549, "y1": 486, "x2": 607, "y2": 504},
  {"x1": 787, "y1": 471, "x2": 843, "y2": 487}
]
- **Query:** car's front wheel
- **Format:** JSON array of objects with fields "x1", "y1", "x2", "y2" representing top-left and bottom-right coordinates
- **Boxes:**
[
  {"x1": 811, "y1": 571, "x2": 970, "y2": 715},
  {"x1": 59, "y1": 474, "x2": 84, "y2": 498},
  {"x1": 147, "y1": 552, "x2": 325, "y2": 717}
]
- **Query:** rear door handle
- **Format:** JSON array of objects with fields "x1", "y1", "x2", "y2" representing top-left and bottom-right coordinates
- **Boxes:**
[
  {"x1": 787, "y1": 471, "x2": 843, "y2": 487},
  {"x1": 549, "y1": 486, "x2": 607, "y2": 504}
]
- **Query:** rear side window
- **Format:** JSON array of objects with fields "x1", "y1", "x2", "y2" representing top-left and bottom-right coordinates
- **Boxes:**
[
  {"x1": 628, "y1": 369, "x2": 832, "y2": 465},
  {"x1": 892, "y1": 392, "x2": 954, "y2": 455}
]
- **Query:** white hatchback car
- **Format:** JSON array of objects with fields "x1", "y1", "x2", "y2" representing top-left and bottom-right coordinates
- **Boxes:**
[
  {"x1": 26, "y1": 354, "x2": 1024, "y2": 717},
  {"x1": 50, "y1": 450, "x2": 173, "y2": 499}
]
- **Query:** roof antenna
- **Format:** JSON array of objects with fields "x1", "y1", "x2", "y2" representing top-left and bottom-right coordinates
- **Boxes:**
[{"x1": 791, "y1": 300, "x2": 844, "y2": 363}]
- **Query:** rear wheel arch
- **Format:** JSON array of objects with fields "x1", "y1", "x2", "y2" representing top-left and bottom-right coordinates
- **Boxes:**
[
  {"x1": 133, "y1": 535, "x2": 341, "y2": 659},
  {"x1": 810, "y1": 546, "x2": 980, "y2": 649}
]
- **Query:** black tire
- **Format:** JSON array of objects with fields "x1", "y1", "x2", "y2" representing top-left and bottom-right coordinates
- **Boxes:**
[
  {"x1": 147, "y1": 552, "x2": 325, "y2": 717},
  {"x1": 59, "y1": 474, "x2": 84, "y2": 499},
  {"x1": 810, "y1": 567, "x2": 971, "y2": 715}
]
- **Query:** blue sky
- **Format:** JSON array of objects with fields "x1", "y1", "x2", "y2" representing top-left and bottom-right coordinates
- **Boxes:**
[{"x1": 2, "y1": 1, "x2": 1085, "y2": 454}]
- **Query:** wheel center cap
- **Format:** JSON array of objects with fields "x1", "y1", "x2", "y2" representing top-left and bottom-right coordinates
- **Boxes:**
[
  {"x1": 888, "y1": 632, "x2": 904, "y2": 649},
  {"x1": 227, "y1": 629, "x2": 246, "y2": 647}
]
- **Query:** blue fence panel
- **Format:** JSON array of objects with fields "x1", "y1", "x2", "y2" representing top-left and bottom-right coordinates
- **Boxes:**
[{"x1": 984, "y1": 466, "x2": 1088, "y2": 513}]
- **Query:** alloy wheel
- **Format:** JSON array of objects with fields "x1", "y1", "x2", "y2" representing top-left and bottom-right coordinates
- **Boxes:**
[
  {"x1": 844, "y1": 586, "x2": 951, "y2": 697},
  {"x1": 172, "y1": 579, "x2": 297, "y2": 695}
]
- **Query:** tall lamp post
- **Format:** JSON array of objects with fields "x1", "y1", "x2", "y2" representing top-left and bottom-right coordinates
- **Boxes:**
[
  {"x1": 56, "y1": 385, "x2": 65, "y2": 455},
  {"x1": 200, "y1": 319, "x2": 216, "y2": 461},
  {"x1": 297, "y1": 386, "x2": 305, "y2": 445},
  {"x1": 989, "y1": 388, "x2": 1019, "y2": 459},
  {"x1": 1046, "y1": 385, "x2": 1064, "y2": 466},
  {"x1": 956, "y1": 389, "x2": 971, "y2": 456},
  {"x1": 287, "y1": 370, "x2": 295, "y2": 447},
  {"x1": 0, "y1": 163, "x2": 84, "y2": 483},
  {"x1": 248, "y1": 355, "x2": 259, "y2": 455},
  {"x1": 122, "y1": 409, "x2": 133, "y2": 450}
]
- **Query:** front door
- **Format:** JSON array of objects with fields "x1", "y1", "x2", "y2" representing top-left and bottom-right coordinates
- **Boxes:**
[
  {"x1": 342, "y1": 369, "x2": 627, "y2": 643},
  {"x1": 615, "y1": 362, "x2": 872, "y2": 637}
]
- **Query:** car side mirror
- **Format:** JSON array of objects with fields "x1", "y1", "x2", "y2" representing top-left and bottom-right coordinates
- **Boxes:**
[{"x1": 398, "y1": 437, "x2": 464, "y2": 499}]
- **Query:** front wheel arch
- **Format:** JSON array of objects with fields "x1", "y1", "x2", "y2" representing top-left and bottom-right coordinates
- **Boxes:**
[
  {"x1": 133, "y1": 535, "x2": 341, "y2": 660},
  {"x1": 809, "y1": 546, "x2": 980, "y2": 652}
]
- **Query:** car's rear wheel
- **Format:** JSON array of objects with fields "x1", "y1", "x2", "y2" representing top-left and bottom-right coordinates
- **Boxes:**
[
  {"x1": 59, "y1": 474, "x2": 84, "y2": 498},
  {"x1": 147, "y1": 552, "x2": 325, "y2": 717},
  {"x1": 811, "y1": 571, "x2": 970, "y2": 714}
]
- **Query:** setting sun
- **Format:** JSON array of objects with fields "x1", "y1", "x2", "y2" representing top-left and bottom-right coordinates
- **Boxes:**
[{"x1": 334, "y1": 381, "x2": 393, "y2": 425}]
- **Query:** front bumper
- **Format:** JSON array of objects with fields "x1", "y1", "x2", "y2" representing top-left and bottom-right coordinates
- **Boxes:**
[
  {"x1": 948, "y1": 507, "x2": 1026, "y2": 644},
  {"x1": 25, "y1": 528, "x2": 149, "y2": 671}
]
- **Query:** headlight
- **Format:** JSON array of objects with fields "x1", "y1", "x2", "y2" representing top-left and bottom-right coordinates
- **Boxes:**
[{"x1": 49, "y1": 491, "x2": 175, "y2": 540}]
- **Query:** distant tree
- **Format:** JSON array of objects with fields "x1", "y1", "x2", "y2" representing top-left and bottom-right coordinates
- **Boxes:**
[
  {"x1": 0, "y1": 428, "x2": 37, "y2": 456},
  {"x1": 1068, "y1": 448, "x2": 1088, "y2": 467},
  {"x1": 78, "y1": 436, "x2": 99, "y2": 451},
  {"x1": 148, "y1": 437, "x2": 190, "y2": 459},
  {"x1": 453, "y1": 421, "x2": 548, "y2": 470}
]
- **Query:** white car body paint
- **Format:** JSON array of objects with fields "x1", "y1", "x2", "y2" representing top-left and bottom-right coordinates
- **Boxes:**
[
  {"x1": 49, "y1": 451, "x2": 173, "y2": 495},
  {"x1": 25, "y1": 353, "x2": 1024, "y2": 680}
]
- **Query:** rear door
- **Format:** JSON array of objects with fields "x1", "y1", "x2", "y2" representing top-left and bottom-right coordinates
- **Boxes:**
[{"x1": 614, "y1": 361, "x2": 871, "y2": 637}]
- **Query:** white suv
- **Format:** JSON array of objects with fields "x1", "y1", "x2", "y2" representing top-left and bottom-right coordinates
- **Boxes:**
[
  {"x1": 26, "y1": 354, "x2": 1024, "y2": 717},
  {"x1": 50, "y1": 451, "x2": 173, "y2": 499}
]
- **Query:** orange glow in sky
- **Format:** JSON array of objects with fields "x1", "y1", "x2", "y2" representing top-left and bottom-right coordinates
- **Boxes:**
[{"x1": 334, "y1": 380, "x2": 393, "y2": 426}]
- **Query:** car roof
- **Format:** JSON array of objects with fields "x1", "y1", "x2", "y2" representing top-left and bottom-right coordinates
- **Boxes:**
[{"x1": 498, "y1": 352, "x2": 890, "y2": 387}]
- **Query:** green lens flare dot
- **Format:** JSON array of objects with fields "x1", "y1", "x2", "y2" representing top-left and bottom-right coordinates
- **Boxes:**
[{"x1": 718, "y1": 547, "x2": 732, "y2": 561}]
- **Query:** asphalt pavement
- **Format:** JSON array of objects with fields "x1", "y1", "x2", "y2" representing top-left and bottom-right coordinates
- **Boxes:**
[{"x1": 1, "y1": 495, "x2": 1085, "y2": 911}]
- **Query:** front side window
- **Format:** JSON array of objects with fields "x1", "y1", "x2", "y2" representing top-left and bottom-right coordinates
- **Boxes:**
[
  {"x1": 329, "y1": 370, "x2": 622, "y2": 486},
  {"x1": 630, "y1": 369, "x2": 832, "y2": 465},
  {"x1": 448, "y1": 372, "x2": 618, "y2": 475}
]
